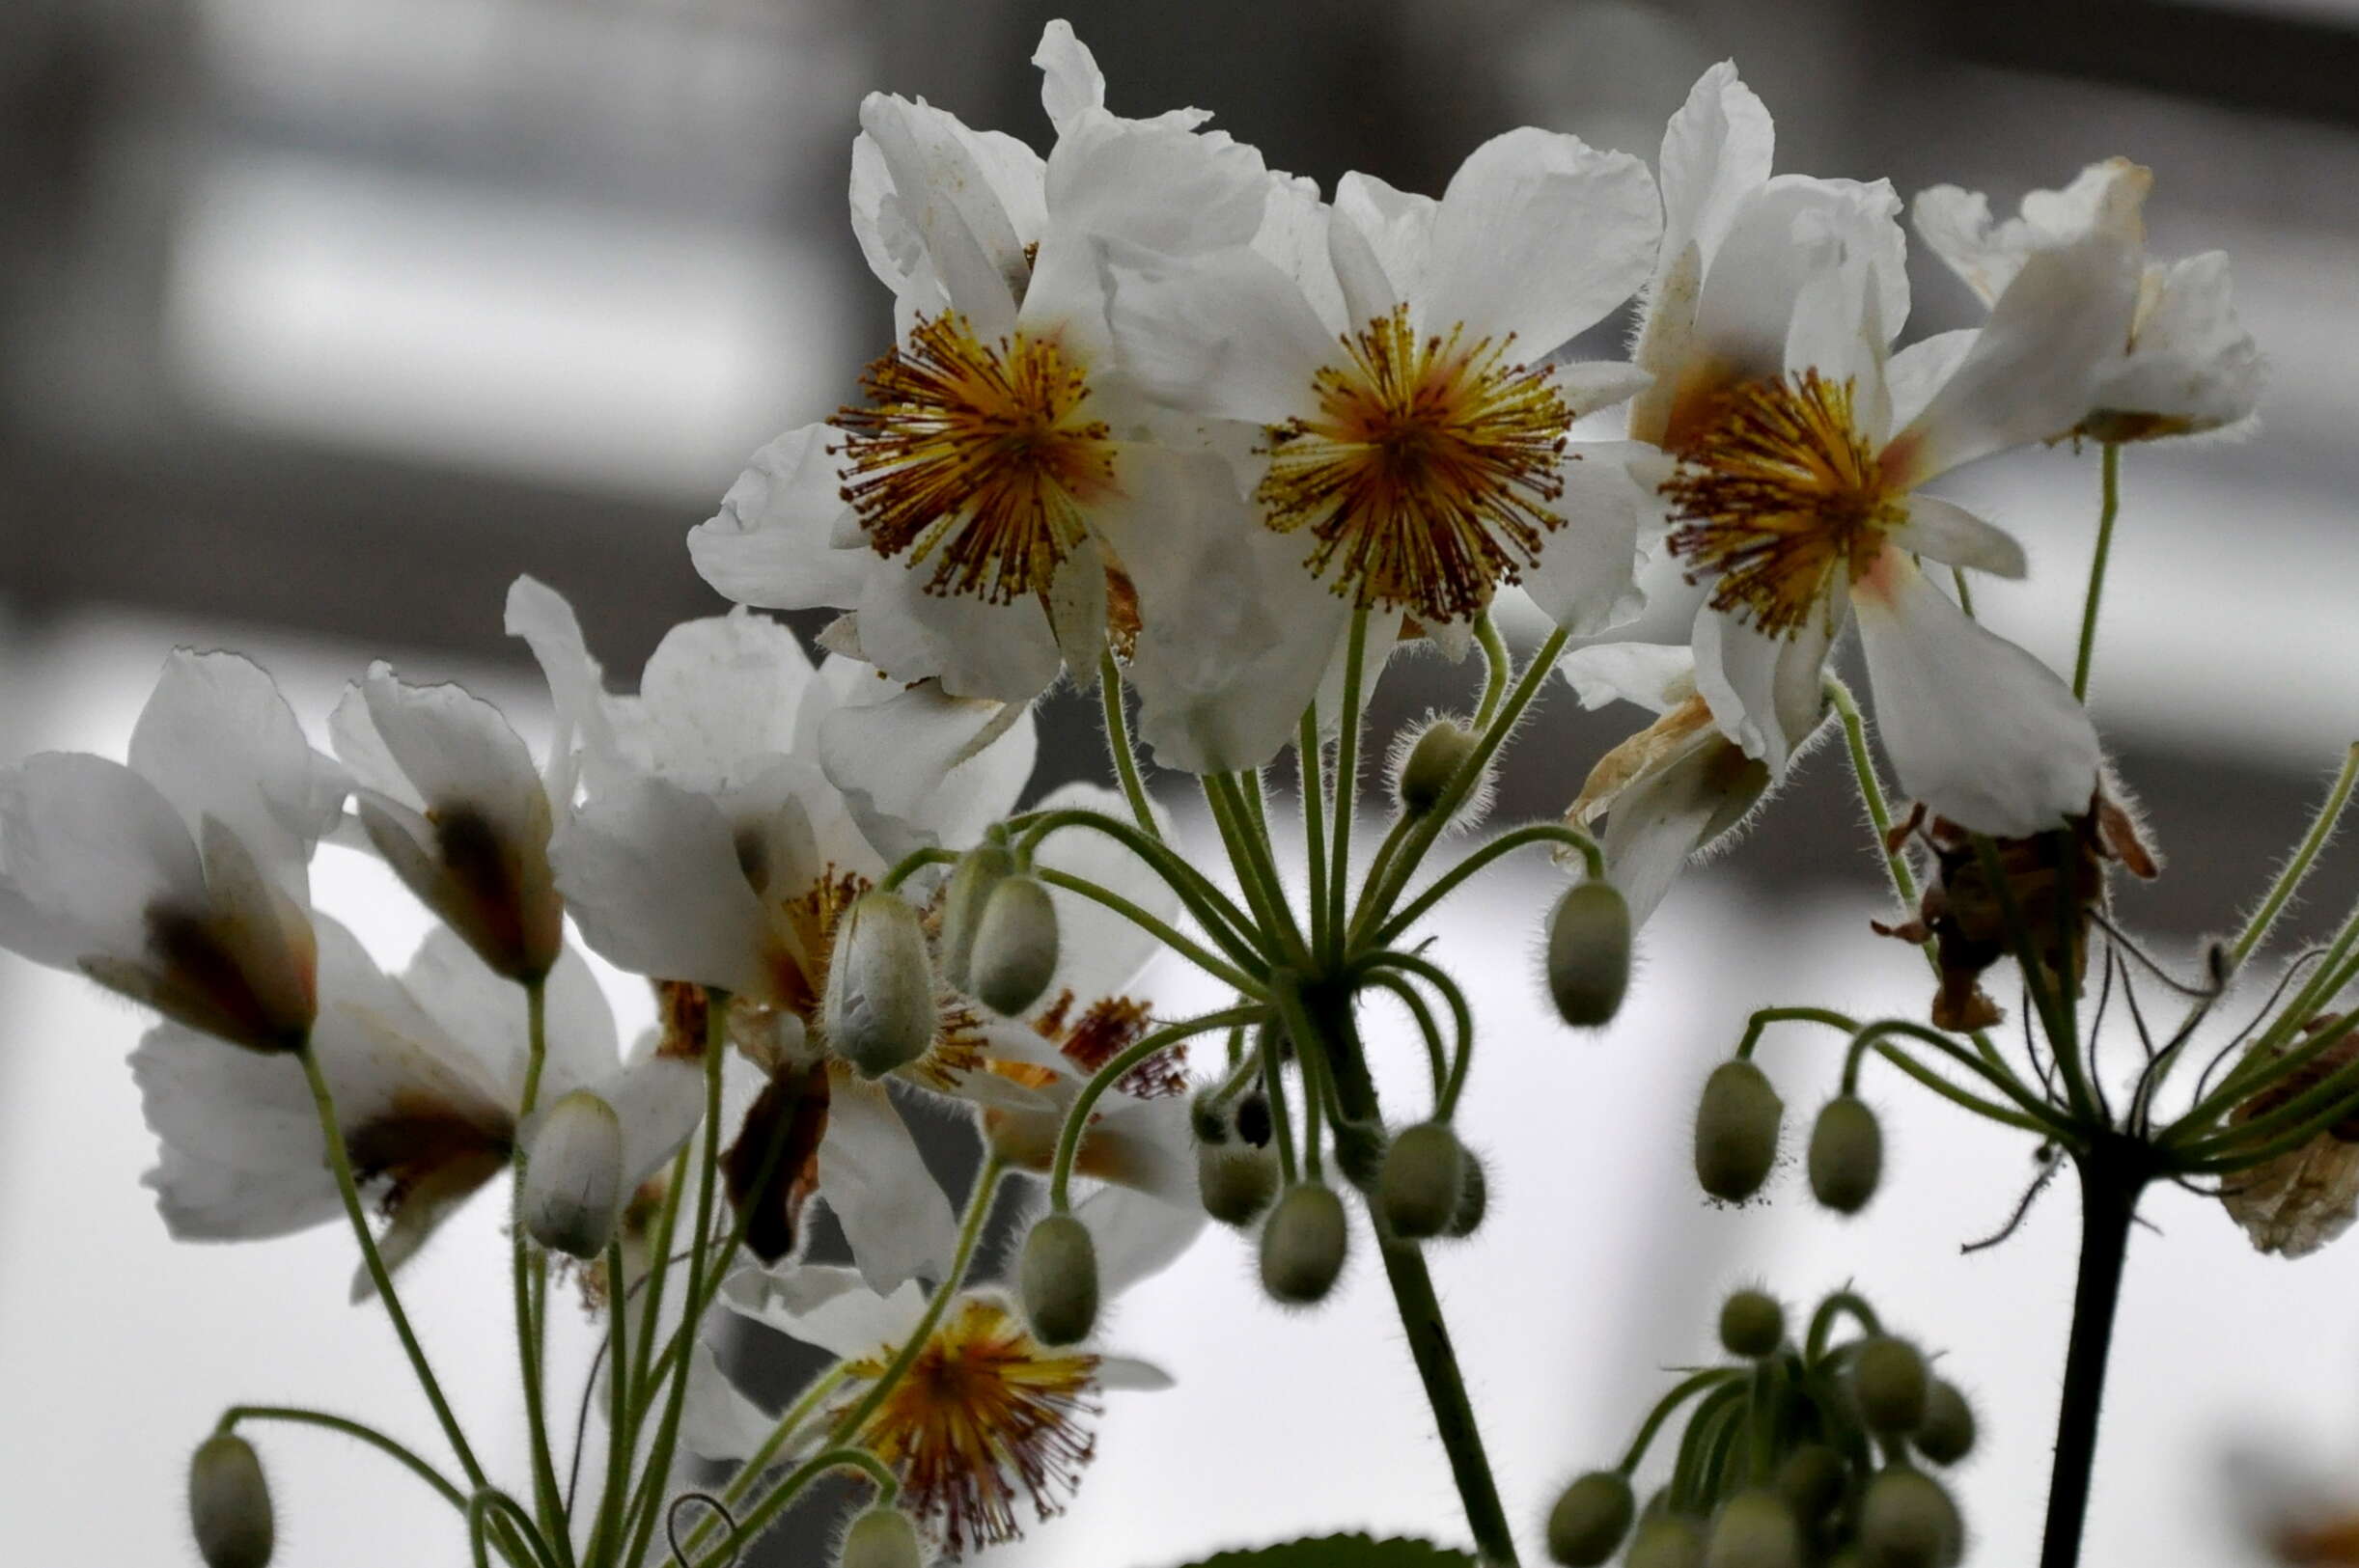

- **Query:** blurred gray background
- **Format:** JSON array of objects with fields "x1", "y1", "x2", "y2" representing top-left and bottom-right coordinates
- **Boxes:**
[{"x1": 4, "y1": 0, "x2": 2359, "y2": 1563}]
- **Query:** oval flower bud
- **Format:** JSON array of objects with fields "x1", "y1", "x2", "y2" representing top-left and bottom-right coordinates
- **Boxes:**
[
  {"x1": 1718, "y1": 1288, "x2": 1785, "y2": 1359},
  {"x1": 1260, "y1": 1183, "x2": 1348, "y2": 1306},
  {"x1": 1444, "y1": 1144, "x2": 1489, "y2": 1238},
  {"x1": 1190, "y1": 1089, "x2": 1232, "y2": 1146},
  {"x1": 1856, "y1": 1467, "x2": 1962, "y2": 1567},
  {"x1": 1198, "y1": 1142, "x2": 1280, "y2": 1227},
  {"x1": 1852, "y1": 1337, "x2": 1929, "y2": 1434},
  {"x1": 969, "y1": 874, "x2": 1060, "y2": 1017},
  {"x1": 1808, "y1": 1096, "x2": 1884, "y2": 1215},
  {"x1": 1626, "y1": 1514, "x2": 1708, "y2": 1568},
  {"x1": 189, "y1": 1433, "x2": 274, "y2": 1568},
  {"x1": 1546, "y1": 881, "x2": 1632, "y2": 1027},
  {"x1": 839, "y1": 1504, "x2": 928, "y2": 1568},
  {"x1": 1706, "y1": 1490, "x2": 1802, "y2": 1568},
  {"x1": 1395, "y1": 717, "x2": 1479, "y2": 818},
  {"x1": 1695, "y1": 1060, "x2": 1783, "y2": 1202},
  {"x1": 1775, "y1": 1444, "x2": 1846, "y2": 1527},
  {"x1": 937, "y1": 842, "x2": 1016, "y2": 992},
  {"x1": 1018, "y1": 1213, "x2": 1099, "y2": 1347},
  {"x1": 1547, "y1": 1471, "x2": 1636, "y2": 1566},
  {"x1": 1913, "y1": 1381, "x2": 1976, "y2": 1467},
  {"x1": 824, "y1": 893, "x2": 937, "y2": 1077},
  {"x1": 1377, "y1": 1121, "x2": 1465, "y2": 1240},
  {"x1": 521, "y1": 1089, "x2": 625, "y2": 1260}
]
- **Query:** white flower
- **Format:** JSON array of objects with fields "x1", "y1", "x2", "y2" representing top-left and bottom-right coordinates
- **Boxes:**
[
  {"x1": 0, "y1": 650, "x2": 343, "y2": 1054},
  {"x1": 331, "y1": 661, "x2": 562, "y2": 984},
  {"x1": 132, "y1": 921, "x2": 699, "y2": 1297},
  {"x1": 688, "y1": 19, "x2": 1274, "y2": 709},
  {"x1": 1915, "y1": 158, "x2": 2263, "y2": 444}
]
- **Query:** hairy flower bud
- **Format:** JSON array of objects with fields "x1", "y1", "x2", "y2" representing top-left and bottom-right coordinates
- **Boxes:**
[
  {"x1": 937, "y1": 843, "x2": 1016, "y2": 992},
  {"x1": 189, "y1": 1433, "x2": 274, "y2": 1568},
  {"x1": 1191, "y1": 1090, "x2": 1232, "y2": 1146},
  {"x1": 1914, "y1": 1381, "x2": 1977, "y2": 1467},
  {"x1": 1395, "y1": 717, "x2": 1480, "y2": 818},
  {"x1": 1548, "y1": 1471, "x2": 1636, "y2": 1565},
  {"x1": 1627, "y1": 1515, "x2": 1707, "y2": 1568},
  {"x1": 1260, "y1": 1183, "x2": 1348, "y2": 1306},
  {"x1": 1377, "y1": 1121, "x2": 1464, "y2": 1239},
  {"x1": 824, "y1": 893, "x2": 936, "y2": 1076},
  {"x1": 1445, "y1": 1144, "x2": 1489, "y2": 1237},
  {"x1": 1695, "y1": 1060, "x2": 1783, "y2": 1201},
  {"x1": 1546, "y1": 881, "x2": 1632, "y2": 1027},
  {"x1": 1775, "y1": 1444, "x2": 1846, "y2": 1526},
  {"x1": 1718, "y1": 1289, "x2": 1785, "y2": 1359},
  {"x1": 1332, "y1": 1116, "x2": 1390, "y2": 1192},
  {"x1": 969, "y1": 874, "x2": 1060, "y2": 1016},
  {"x1": 1857, "y1": 1468, "x2": 1962, "y2": 1567},
  {"x1": 1018, "y1": 1213, "x2": 1099, "y2": 1347},
  {"x1": 839, "y1": 1505, "x2": 928, "y2": 1568},
  {"x1": 1852, "y1": 1337, "x2": 1929, "y2": 1434},
  {"x1": 1199, "y1": 1142, "x2": 1281, "y2": 1226},
  {"x1": 521, "y1": 1089, "x2": 624, "y2": 1260},
  {"x1": 1808, "y1": 1096, "x2": 1884, "y2": 1215},
  {"x1": 1706, "y1": 1490, "x2": 1802, "y2": 1568}
]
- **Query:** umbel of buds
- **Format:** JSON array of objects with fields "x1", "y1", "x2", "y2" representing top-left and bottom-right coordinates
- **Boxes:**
[
  {"x1": 521, "y1": 1089, "x2": 625, "y2": 1259},
  {"x1": 1377, "y1": 1121, "x2": 1465, "y2": 1239},
  {"x1": 838, "y1": 1505, "x2": 929, "y2": 1568},
  {"x1": 1018, "y1": 1212, "x2": 1099, "y2": 1346},
  {"x1": 1260, "y1": 1183, "x2": 1348, "y2": 1305},
  {"x1": 1808, "y1": 1095, "x2": 1883, "y2": 1214},
  {"x1": 1546, "y1": 1471, "x2": 1635, "y2": 1566},
  {"x1": 824, "y1": 892, "x2": 936, "y2": 1077},
  {"x1": 1546, "y1": 881, "x2": 1631, "y2": 1028},
  {"x1": 1394, "y1": 716, "x2": 1480, "y2": 819},
  {"x1": 189, "y1": 1432, "x2": 274, "y2": 1568},
  {"x1": 936, "y1": 842, "x2": 1016, "y2": 992},
  {"x1": 969, "y1": 873, "x2": 1060, "y2": 1016},
  {"x1": 1198, "y1": 1142, "x2": 1280, "y2": 1226},
  {"x1": 1695, "y1": 1060, "x2": 1783, "y2": 1201}
]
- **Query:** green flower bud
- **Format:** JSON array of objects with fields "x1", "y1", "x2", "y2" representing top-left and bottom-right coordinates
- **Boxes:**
[
  {"x1": 1857, "y1": 1468, "x2": 1962, "y2": 1567},
  {"x1": 1332, "y1": 1115, "x2": 1390, "y2": 1193},
  {"x1": 1198, "y1": 1142, "x2": 1281, "y2": 1226},
  {"x1": 1718, "y1": 1288, "x2": 1785, "y2": 1359},
  {"x1": 839, "y1": 1504, "x2": 928, "y2": 1568},
  {"x1": 1695, "y1": 1060, "x2": 1783, "y2": 1202},
  {"x1": 1190, "y1": 1090, "x2": 1232, "y2": 1146},
  {"x1": 1377, "y1": 1121, "x2": 1464, "y2": 1240},
  {"x1": 520, "y1": 1089, "x2": 624, "y2": 1260},
  {"x1": 1395, "y1": 717, "x2": 1479, "y2": 818},
  {"x1": 189, "y1": 1433, "x2": 274, "y2": 1568},
  {"x1": 1914, "y1": 1381, "x2": 1976, "y2": 1467},
  {"x1": 1547, "y1": 1471, "x2": 1636, "y2": 1566},
  {"x1": 969, "y1": 874, "x2": 1060, "y2": 1017},
  {"x1": 937, "y1": 843, "x2": 1015, "y2": 992},
  {"x1": 1626, "y1": 1515, "x2": 1707, "y2": 1568},
  {"x1": 1546, "y1": 881, "x2": 1632, "y2": 1027},
  {"x1": 1774, "y1": 1444, "x2": 1846, "y2": 1526},
  {"x1": 1017, "y1": 1213, "x2": 1099, "y2": 1346},
  {"x1": 1706, "y1": 1490, "x2": 1802, "y2": 1568},
  {"x1": 1851, "y1": 1337, "x2": 1929, "y2": 1434},
  {"x1": 1808, "y1": 1096, "x2": 1884, "y2": 1215},
  {"x1": 1260, "y1": 1183, "x2": 1348, "y2": 1306},
  {"x1": 1444, "y1": 1144, "x2": 1489, "y2": 1238},
  {"x1": 824, "y1": 893, "x2": 936, "y2": 1077}
]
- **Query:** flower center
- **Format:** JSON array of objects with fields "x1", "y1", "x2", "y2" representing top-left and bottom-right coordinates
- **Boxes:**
[
  {"x1": 1258, "y1": 305, "x2": 1571, "y2": 625},
  {"x1": 849, "y1": 1295, "x2": 1103, "y2": 1555},
  {"x1": 838, "y1": 314, "x2": 1117, "y2": 605},
  {"x1": 1662, "y1": 371, "x2": 1903, "y2": 638}
]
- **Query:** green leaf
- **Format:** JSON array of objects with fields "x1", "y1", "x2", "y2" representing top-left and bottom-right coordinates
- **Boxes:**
[{"x1": 1164, "y1": 1533, "x2": 1480, "y2": 1568}]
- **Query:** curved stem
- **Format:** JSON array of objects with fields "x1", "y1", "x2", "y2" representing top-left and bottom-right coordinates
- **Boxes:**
[
  {"x1": 221, "y1": 1406, "x2": 468, "y2": 1514},
  {"x1": 1099, "y1": 651, "x2": 1161, "y2": 839},
  {"x1": 1362, "y1": 971, "x2": 1452, "y2": 1103},
  {"x1": 1615, "y1": 1368, "x2": 1744, "y2": 1475},
  {"x1": 1017, "y1": 808, "x2": 1264, "y2": 971},
  {"x1": 1803, "y1": 1291, "x2": 1882, "y2": 1363},
  {"x1": 1030, "y1": 866, "x2": 1267, "y2": 998},
  {"x1": 690, "y1": 1448, "x2": 897, "y2": 1568},
  {"x1": 1358, "y1": 951, "x2": 1475, "y2": 1120},
  {"x1": 1472, "y1": 613, "x2": 1511, "y2": 729},
  {"x1": 2230, "y1": 740, "x2": 2359, "y2": 969},
  {"x1": 1734, "y1": 1005, "x2": 1860, "y2": 1060},
  {"x1": 880, "y1": 845, "x2": 959, "y2": 892},
  {"x1": 1839, "y1": 1019, "x2": 2070, "y2": 1136},
  {"x1": 1369, "y1": 823, "x2": 1602, "y2": 949},
  {"x1": 2040, "y1": 1150, "x2": 2144, "y2": 1568},
  {"x1": 1204, "y1": 774, "x2": 1313, "y2": 971},
  {"x1": 469, "y1": 1492, "x2": 561, "y2": 1568},
  {"x1": 2071, "y1": 443, "x2": 2123, "y2": 702},
  {"x1": 1047, "y1": 1004, "x2": 1270, "y2": 1208}
]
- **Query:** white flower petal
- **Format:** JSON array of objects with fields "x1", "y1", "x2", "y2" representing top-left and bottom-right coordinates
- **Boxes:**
[
  {"x1": 1654, "y1": 62, "x2": 1775, "y2": 298},
  {"x1": 852, "y1": 558, "x2": 1064, "y2": 703},
  {"x1": 691, "y1": 424, "x2": 875, "y2": 614},
  {"x1": 353, "y1": 664, "x2": 542, "y2": 858},
  {"x1": 819, "y1": 1073, "x2": 959, "y2": 1294},
  {"x1": 132, "y1": 1023, "x2": 336, "y2": 1239},
  {"x1": 1889, "y1": 495, "x2": 2026, "y2": 579},
  {"x1": 1, "y1": 753, "x2": 206, "y2": 968},
  {"x1": 1913, "y1": 159, "x2": 2133, "y2": 306},
  {"x1": 1520, "y1": 441, "x2": 1654, "y2": 637},
  {"x1": 1032, "y1": 18, "x2": 1105, "y2": 136},
  {"x1": 612, "y1": 612, "x2": 819, "y2": 794},
  {"x1": 505, "y1": 576, "x2": 615, "y2": 804},
  {"x1": 1883, "y1": 329, "x2": 1979, "y2": 435},
  {"x1": 1095, "y1": 1355, "x2": 1176, "y2": 1392},
  {"x1": 590, "y1": 1055, "x2": 706, "y2": 1194},
  {"x1": 550, "y1": 775, "x2": 772, "y2": 997},
  {"x1": 1425, "y1": 127, "x2": 1659, "y2": 352},
  {"x1": 1557, "y1": 643, "x2": 1697, "y2": 714},
  {"x1": 1687, "y1": 177, "x2": 1906, "y2": 388},
  {"x1": 1852, "y1": 551, "x2": 2100, "y2": 837},
  {"x1": 1073, "y1": 1181, "x2": 1205, "y2": 1297},
  {"x1": 1101, "y1": 243, "x2": 1338, "y2": 426},
  {"x1": 680, "y1": 1338, "x2": 776, "y2": 1463},
  {"x1": 1692, "y1": 604, "x2": 1838, "y2": 777},
  {"x1": 815, "y1": 662, "x2": 1037, "y2": 859},
  {"x1": 858, "y1": 94, "x2": 1031, "y2": 338},
  {"x1": 1026, "y1": 781, "x2": 1180, "y2": 1004},
  {"x1": 1333, "y1": 170, "x2": 1435, "y2": 316},
  {"x1": 718, "y1": 1263, "x2": 930, "y2": 1362},
  {"x1": 2095, "y1": 250, "x2": 2262, "y2": 435}
]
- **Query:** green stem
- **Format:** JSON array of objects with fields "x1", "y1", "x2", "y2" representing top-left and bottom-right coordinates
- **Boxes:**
[
  {"x1": 1046, "y1": 1004, "x2": 1271, "y2": 1209},
  {"x1": 1260, "y1": 1022, "x2": 1301, "y2": 1186},
  {"x1": 1301, "y1": 707, "x2": 1331, "y2": 964},
  {"x1": 880, "y1": 845, "x2": 959, "y2": 892},
  {"x1": 586, "y1": 1238, "x2": 635, "y2": 1568},
  {"x1": 2071, "y1": 443, "x2": 2123, "y2": 702},
  {"x1": 1614, "y1": 1369, "x2": 1744, "y2": 1475},
  {"x1": 2230, "y1": 741, "x2": 2359, "y2": 967},
  {"x1": 513, "y1": 982, "x2": 571, "y2": 1562},
  {"x1": 2040, "y1": 1147, "x2": 2145, "y2": 1568},
  {"x1": 690, "y1": 1449, "x2": 897, "y2": 1568},
  {"x1": 1017, "y1": 809, "x2": 1264, "y2": 972},
  {"x1": 1328, "y1": 609, "x2": 1371, "y2": 957},
  {"x1": 469, "y1": 1492, "x2": 561, "y2": 1568},
  {"x1": 1100, "y1": 650, "x2": 1161, "y2": 839},
  {"x1": 1357, "y1": 951, "x2": 1475, "y2": 1120},
  {"x1": 1472, "y1": 613, "x2": 1511, "y2": 729},
  {"x1": 1031, "y1": 866, "x2": 1267, "y2": 998},
  {"x1": 1369, "y1": 823, "x2": 1601, "y2": 949},
  {"x1": 1839, "y1": 1018, "x2": 2070, "y2": 1136},
  {"x1": 624, "y1": 1142, "x2": 693, "y2": 1440},
  {"x1": 221, "y1": 1405, "x2": 468, "y2": 1514},
  {"x1": 1802, "y1": 1292, "x2": 1881, "y2": 1363},
  {"x1": 1362, "y1": 971, "x2": 1452, "y2": 1103},
  {"x1": 1205, "y1": 773, "x2": 1313, "y2": 971},
  {"x1": 1973, "y1": 835, "x2": 2094, "y2": 1122}
]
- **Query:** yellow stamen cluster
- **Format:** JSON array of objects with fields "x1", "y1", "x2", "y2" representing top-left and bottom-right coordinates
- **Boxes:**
[
  {"x1": 1662, "y1": 371, "x2": 1902, "y2": 638},
  {"x1": 838, "y1": 314, "x2": 1117, "y2": 605},
  {"x1": 1259, "y1": 305, "x2": 1571, "y2": 624},
  {"x1": 848, "y1": 1295, "x2": 1103, "y2": 1555}
]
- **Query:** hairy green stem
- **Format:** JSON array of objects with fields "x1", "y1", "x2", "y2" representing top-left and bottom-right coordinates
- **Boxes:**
[
  {"x1": 220, "y1": 1405, "x2": 468, "y2": 1514},
  {"x1": 1100, "y1": 651, "x2": 1161, "y2": 839},
  {"x1": 2071, "y1": 443, "x2": 2123, "y2": 702}
]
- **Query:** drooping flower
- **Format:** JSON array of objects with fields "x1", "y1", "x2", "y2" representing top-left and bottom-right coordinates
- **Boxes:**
[
  {"x1": 688, "y1": 19, "x2": 1274, "y2": 709},
  {"x1": 1914, "y1": 158, "x2": 2263, "y2": 445},
  {"x1": 132, "y1": 921, "x2": 700, "y2": 1296},
  {"x1": 0, "y1": 650, "x2": 344, "y2": 1055},
  {"x1": 330, "y1": 662, "x2": 562, "y2": 984}
]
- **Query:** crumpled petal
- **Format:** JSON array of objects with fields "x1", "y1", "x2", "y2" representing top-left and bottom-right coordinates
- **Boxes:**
[{"x1": 689, "y1": 423, "x2": 875, "y2": 614}]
